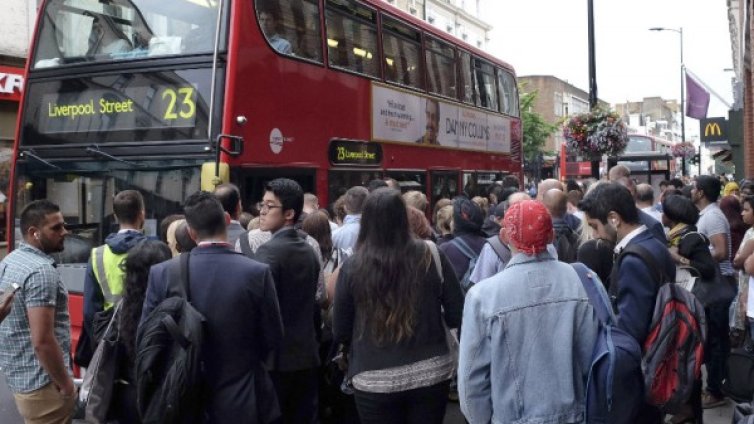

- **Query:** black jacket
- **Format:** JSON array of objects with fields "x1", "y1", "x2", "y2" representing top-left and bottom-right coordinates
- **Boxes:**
[{"x1": 253, "y1": 228, "x2": 322, "y2": 372}]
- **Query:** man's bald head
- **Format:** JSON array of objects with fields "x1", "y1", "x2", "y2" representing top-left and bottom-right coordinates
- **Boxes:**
[
  {"x1": 615, "y1": 176, "x2": 636, "y2": 196},
  {"x1": 508, "y1": 192, "x2": 532, "y2": 206},
  {"x1": 537, "y1": 179, "x2": 563, "y2": 200},
  {"x1": 635, "y1": 183, "x2": 655, "y2": 207},
  {"x1": 608, "y1": 165, "x2": 631, "y2": 182},
  {"x1": 543, "y1": 188, "x2": 568, "y2": 218}
]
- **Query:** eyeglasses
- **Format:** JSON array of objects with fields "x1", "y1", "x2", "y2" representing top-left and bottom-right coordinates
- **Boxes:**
[{"x1": 259, "y1": 203, "x2": 283, "y2": 212}]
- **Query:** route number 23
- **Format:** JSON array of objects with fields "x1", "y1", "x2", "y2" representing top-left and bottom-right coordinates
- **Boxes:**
[{"x1": 162, "y1": 87, "x2": 196, "y2": 120}]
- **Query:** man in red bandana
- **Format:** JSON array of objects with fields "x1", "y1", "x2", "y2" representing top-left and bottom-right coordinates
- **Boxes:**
[{"x1": 458, "y1": 200, "x2": 601, "y2": 424}]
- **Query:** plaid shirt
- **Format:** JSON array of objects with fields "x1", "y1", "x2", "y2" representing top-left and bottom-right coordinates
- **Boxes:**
[{"x1": 0, "y1": 242, "x2": 71, "y2": 393}]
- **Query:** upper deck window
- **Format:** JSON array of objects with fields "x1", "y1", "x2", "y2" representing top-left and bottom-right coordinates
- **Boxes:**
[
  {"x1": 458, "y1": 51, "x2": 474, "y2": 104},
  {"x1": 474, "y1": 58, "x2": 498, "y2": 111},
  {"x1": 255, "y1": 0, "x2": 322, "y2": 62},
  {"x1": 325, "y1": 0, "x2": 379, "y2": 78},
  {"x1": 33, "y1": 0, "x2": 222, "y2": 69},
  {"x1": 497, "y1": 68, "x2": 519, "y2": 117},
  {"x1": 425, "y1": 37, "x2": 455, "y2": 99},
  {"x1": 382, "y1": 17, "x2": 422, "y2": 89}
]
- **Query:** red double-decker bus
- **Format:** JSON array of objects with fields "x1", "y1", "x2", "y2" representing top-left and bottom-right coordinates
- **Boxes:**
[{"x1": 9, "y1": 0, "x2": 522, "y2": 356}]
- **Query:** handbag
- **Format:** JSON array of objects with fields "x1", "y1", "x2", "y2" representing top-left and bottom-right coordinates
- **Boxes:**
[
  {"x1": 681, "y1": 231, "x2": 737, "y2": 307},
  {"x1": 78, "y1": 301, "x2": 122, "y2": 424},
  {"x1": 723, "y1": 347, "x2": 754, "y2": 403}
]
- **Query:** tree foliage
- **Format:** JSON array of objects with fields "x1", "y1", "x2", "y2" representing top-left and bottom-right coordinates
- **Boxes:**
[{"x1": 520, "y1": 88, "x2": 560, "y2": 160}]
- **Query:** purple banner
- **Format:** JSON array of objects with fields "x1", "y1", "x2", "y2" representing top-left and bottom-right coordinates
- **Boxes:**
[{"x1": 685, "y1": 71, "x2": 710, "y2": 119}]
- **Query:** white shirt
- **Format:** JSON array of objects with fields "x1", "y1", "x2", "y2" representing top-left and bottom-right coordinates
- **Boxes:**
[{"x1": 614, "y1": 225, "x2": 648, "y2": 254}]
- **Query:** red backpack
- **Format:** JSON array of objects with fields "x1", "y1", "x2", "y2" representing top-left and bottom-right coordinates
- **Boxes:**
[{"x1": 619, "y1": 245, "x2": 707, "y2": 412}]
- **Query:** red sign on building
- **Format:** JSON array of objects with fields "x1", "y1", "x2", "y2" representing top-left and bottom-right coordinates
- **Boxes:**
[{"x1": 0, "y1": 66, "x2": 24, "y2": 102}]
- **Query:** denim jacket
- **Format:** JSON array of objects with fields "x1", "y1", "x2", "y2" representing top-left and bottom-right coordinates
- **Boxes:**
[{"x1": 458, "y1": 251, "x2": 599, "y2": 424}]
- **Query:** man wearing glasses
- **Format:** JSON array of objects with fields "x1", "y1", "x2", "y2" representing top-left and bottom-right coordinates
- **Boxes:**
[{"x1": 243, "y1": 178, "x2": 321, "y2": 424}]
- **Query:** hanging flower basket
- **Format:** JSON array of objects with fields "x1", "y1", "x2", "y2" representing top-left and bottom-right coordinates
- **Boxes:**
[
  {"x1": 563, "y1": 110, "x2": 628, "y2": 158},
  {"x1": 671, "y1": 142, "x2": 696, "y2": 159}
]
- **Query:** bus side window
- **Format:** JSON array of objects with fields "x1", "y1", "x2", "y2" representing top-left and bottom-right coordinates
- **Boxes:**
[
  {"x1": 325, "y1": 0, "x2": 379, "y2": 77},
  {"x1": 425, "y1": 37, "x2": 456, "y2": 99},
  {"x1": 382, "y1": 17, "x2": 422, "y2": 89},
  {"x1": 474, "y1": 58, "x2": 498, "y2": 111},
  {"x1": 458, "y1": 51, "x2": 474, "y2": 104},
  {"x1": 256, "y1": 0, "x2": 323, "y2": 62},
  {"x1": 497, "y1": 68, "x2": 519, "y2": 117}
]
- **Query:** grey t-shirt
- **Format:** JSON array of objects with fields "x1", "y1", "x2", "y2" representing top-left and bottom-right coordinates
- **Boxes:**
[{"x1": 697, "y1": 203, "x2": 735, "y2": 276}]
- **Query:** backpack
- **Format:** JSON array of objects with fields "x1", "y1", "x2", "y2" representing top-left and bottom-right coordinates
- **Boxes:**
[
  {"x1": 135, "y1": 253, "x2": 206, "y2": 424},
  {"x1": 486, "y1": 235, "x2": 511, "y2": 265},
  {"x1": 553, "y1": 223, "x2": 578, "y2": 263},
  {"x1": 614, "y1": 244, "x2": 707, "y2": 413},
  {"x1": 723, "y1": 348, "x2": 754, "y2": 403},
  {"x1": 449, "y1": 237, "x2": 479, "y2": 293},
  {"x1": 571, "y1": 262, "x2": 643, "y2": 424}
]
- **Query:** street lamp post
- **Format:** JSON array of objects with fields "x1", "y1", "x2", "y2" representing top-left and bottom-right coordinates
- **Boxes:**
[{"x1": 649, "y1": 27, "x2": 685, "y2": 175}]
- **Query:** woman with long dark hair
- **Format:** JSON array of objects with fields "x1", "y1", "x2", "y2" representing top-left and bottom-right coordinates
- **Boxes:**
[
  {"x1": 333, "y1": 188, "x2": 464, "y2": 424},
  {"x1": 110, "y1": 240, "x2": 172, "y2": 423}
]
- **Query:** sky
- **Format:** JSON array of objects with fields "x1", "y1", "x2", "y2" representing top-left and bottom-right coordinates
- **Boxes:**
[{"x1": 486, "y1": 0, "x2": 735, "y2": 138}]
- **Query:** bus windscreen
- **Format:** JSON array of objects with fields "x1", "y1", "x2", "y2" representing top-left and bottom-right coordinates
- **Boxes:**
[{"x1": 33, "y1": 0, "x2": 221, "y2": 68}]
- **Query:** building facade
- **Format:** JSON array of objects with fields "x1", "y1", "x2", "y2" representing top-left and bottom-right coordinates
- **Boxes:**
[
  {"x1": 381, "y1": 0, "x2": 491, "y2": 50},
  {"x1": 615, "y1": 97, "x2": 681, "y2": 141}
]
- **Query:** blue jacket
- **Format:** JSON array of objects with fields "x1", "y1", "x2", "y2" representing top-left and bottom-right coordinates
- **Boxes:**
[
  {"x1": 458, "y1": 251, "x2": 600, "y2": 424},
  {"x1": 613, "y1": 229, "x2": 675, "y2": 345},
  {"x1": 140, "y1": 245, "x2": 284, "y2": 423}
]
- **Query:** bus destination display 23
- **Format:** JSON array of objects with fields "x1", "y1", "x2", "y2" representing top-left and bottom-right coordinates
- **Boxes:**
[{"x1": 22, "y1": 68, "x2": 212, "y2": 144}]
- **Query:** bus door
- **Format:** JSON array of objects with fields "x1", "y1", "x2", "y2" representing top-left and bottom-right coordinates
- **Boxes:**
[
  {"x1": 238, "y1": 167, "x2": 317, "y2": 208},
  {"x1": 429, "y1": 170, "x2": 460, "y2": 211}
]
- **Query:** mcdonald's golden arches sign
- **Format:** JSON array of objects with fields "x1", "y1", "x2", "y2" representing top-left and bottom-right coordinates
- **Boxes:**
[{"x1": 700, "y1": 117, "x2": 728, "y2": 143}]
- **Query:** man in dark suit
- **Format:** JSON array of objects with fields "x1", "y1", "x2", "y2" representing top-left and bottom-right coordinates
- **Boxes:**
[
  {"x1": 608, "y1": 165, "x2": 667, "y2": 244},
  {"x1": 580, "y1": 182, "x2": 675, "y2": 424},
  {"x1": 250, "y1": 178, "x2": 321, "y2": 424},
  {"x1": 140, "y1": 191, "x2": 284, "y2": 423}
]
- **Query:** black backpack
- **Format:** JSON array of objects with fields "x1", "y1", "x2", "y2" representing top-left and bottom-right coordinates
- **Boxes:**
[
  {"x1": 135, "y1": 253, "x2": 206, "y2": 424},
  {"x1": 553, "y1": 223, "x2": 578, "y2": 263}
]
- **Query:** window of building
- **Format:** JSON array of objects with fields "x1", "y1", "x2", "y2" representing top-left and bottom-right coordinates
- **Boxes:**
[
  {"x1": 496, "y1": 68, "x2": 518, "y2": 116},
  {"x1": 458, "y1": 51, "x2": 474, "y2": 104},
  {"x1": 554, "y1": 92, "x2": 563, "y2": 117},
  {"x1": 474, "y1": 58, "x2": 498, "y2": 110},
  {"x1": 325, "y1": 0, "x2": 379, "y2": 78},
  {"x1": 382, "y1": 16, "x2": 422, "y2": 88},
  {"x1": 256, "y1": 0, "x2": 322, "y2": 62},
  {"x1": 425, "y1": 36, "x2": 456, "y2": 98}
]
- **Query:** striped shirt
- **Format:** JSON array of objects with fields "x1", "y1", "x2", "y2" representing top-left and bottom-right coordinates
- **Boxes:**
[{"x1": 0, "y1": 243, "x2": 71, "y2": 393}]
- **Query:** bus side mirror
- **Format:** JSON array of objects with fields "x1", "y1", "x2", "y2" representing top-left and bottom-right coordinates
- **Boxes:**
[{"x1": 214, "y1": 134, "x2": 243, "y2": 157}]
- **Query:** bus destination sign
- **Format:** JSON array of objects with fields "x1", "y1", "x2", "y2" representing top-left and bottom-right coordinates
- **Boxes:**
[
  {"x1": 23, "y1": 69, "x2": 211, "y2": 142},
  {"x1": 328, "y1": 140, "x2": 382, "y2": 167}
]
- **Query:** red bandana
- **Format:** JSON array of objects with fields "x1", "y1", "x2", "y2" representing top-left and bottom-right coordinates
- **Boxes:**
[{"x1": 503, "y1": 200, "x2": 552, "y2": 255}]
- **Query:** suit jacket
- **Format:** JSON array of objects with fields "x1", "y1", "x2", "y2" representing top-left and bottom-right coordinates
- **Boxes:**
[
  {"x1": 140, "y1": 245, "x2": 284, "y2": 424},
  {"x1": 226, "y1": 221, "x2": 246, "y2": 246},
  {"x1": 639, "y1": 210, "x2": 667, "y2": 245},
  {"x1": 252, "y1": 228, "x2": 321, "y2": 371},
  {"x1": 613, "y1": 230, "x2": 676, "y2": 345}
]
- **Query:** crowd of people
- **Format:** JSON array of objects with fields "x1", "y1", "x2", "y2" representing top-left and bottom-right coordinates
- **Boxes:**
[{"x1": 0, "y1": 168, "x2": 752, "y2": 424}]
